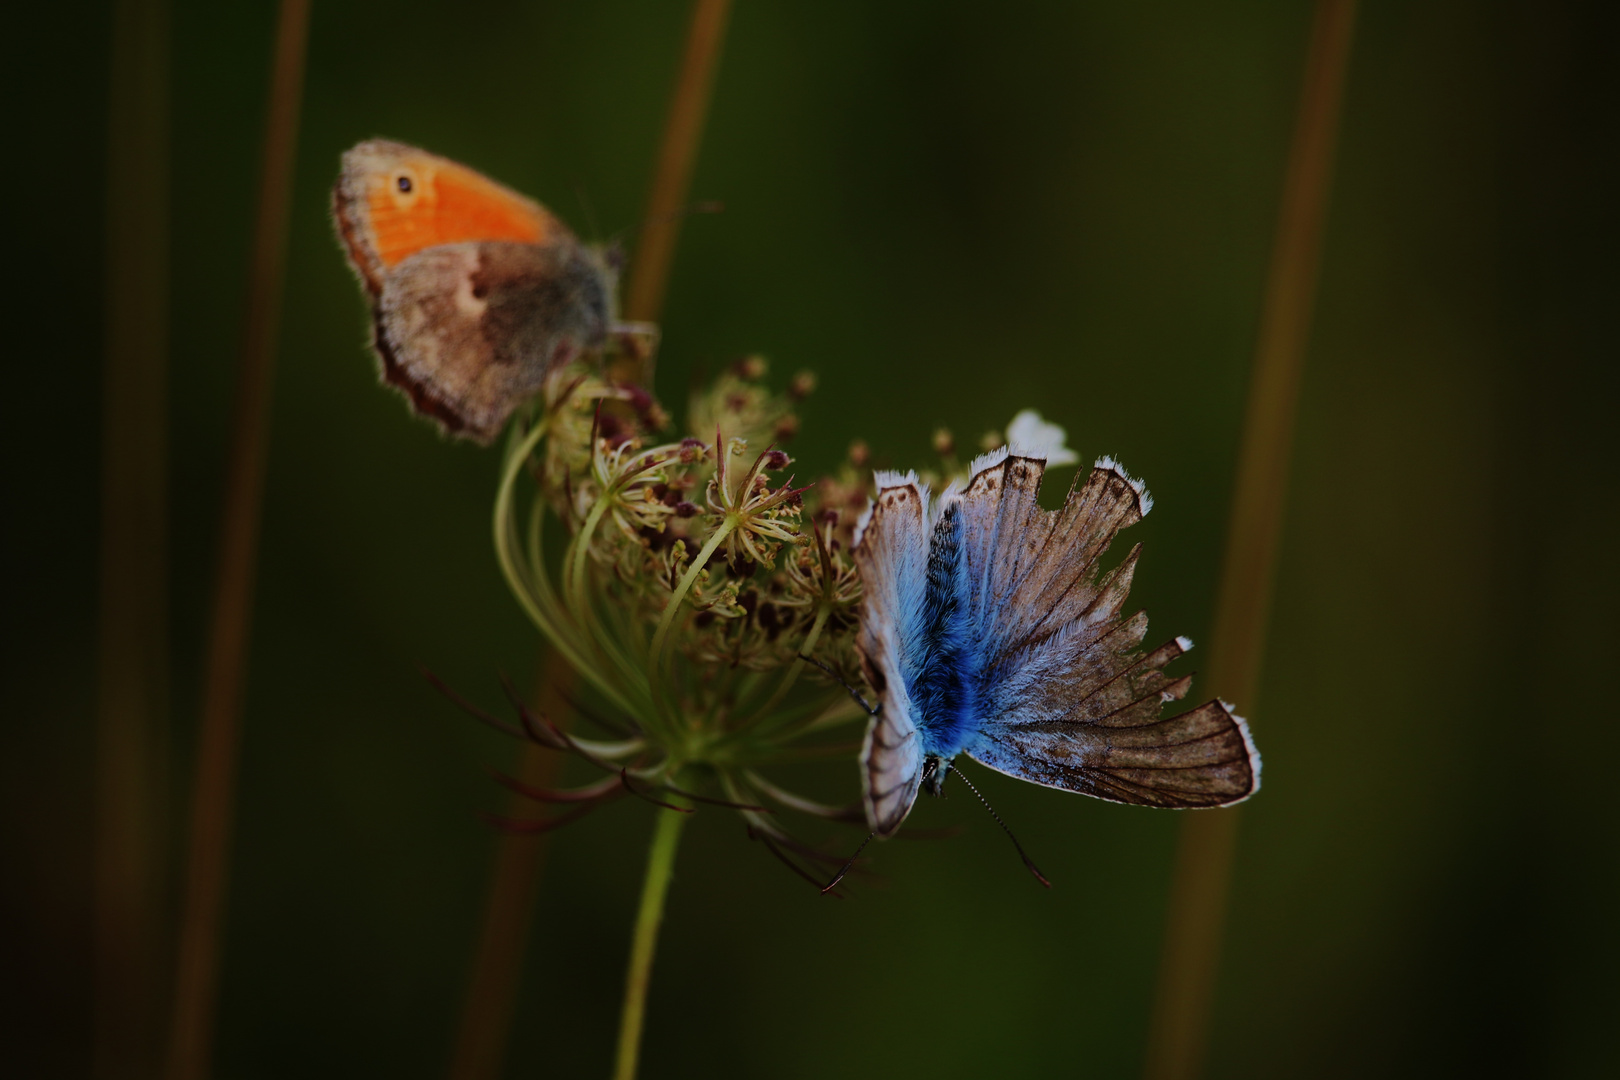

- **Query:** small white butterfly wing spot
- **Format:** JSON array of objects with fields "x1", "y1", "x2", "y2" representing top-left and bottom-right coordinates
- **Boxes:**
[{"x1": 852, "y1": 472, "x2": 933, "y2": 835}]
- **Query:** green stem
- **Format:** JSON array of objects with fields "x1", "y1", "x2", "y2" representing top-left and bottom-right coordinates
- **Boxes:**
[
  {"x1": 612, "y1": 802, "x2": 689, "y2": 1080},
  {"x1": 648, "y1": 518, "x2": 735, "y2": 673},
  {"x1": 567, "y1": 494, "x2": 614, "y2": 612},
  {"x1": 494, "y1": 418, "x2": 551, "y2": 562},
  {"x1": 563, "y1": 494, "x2": 651, "y2": 711},
  {"x1": 749, "y1": 605, "x2": 830, "y2": 723},
  {"x1": 493, "y1": 417, "x2": 638, "y2": 718}
]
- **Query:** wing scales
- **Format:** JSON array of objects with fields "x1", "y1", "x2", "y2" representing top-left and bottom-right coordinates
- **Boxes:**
[
  {"x1": 956, "y1": 455, "x2": 1260, "y2": 808},
  {"x1": 970, "y1": 698, "x2": 1259, "y2": 808},
  {"x1": 852, "y1": 474, "x2": 933, "y2": 835},
  {"x1": 993, "y1": 462, "x2": 1150, "y2": 661},
  {"x1": 957, "y1": 452, "x2": 1051, "y2": 653}
]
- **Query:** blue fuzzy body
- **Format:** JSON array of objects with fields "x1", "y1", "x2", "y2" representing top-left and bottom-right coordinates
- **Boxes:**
[{"x1": 900, "y1": 503, "x2": 984, "y2": 762}]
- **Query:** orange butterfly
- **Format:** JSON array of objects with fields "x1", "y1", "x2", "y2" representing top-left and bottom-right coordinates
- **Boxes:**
[{"x1": 332, "y1": 140, "x2": 646, "y2": 442}]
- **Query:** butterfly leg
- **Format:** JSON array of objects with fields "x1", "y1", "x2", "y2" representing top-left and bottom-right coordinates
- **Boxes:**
[
  {"x1": 820, "y1": 831, "x2": 876, "y2": 895},
  {"x1": 605, "y1": 321, "x2": 661, "y2": 386},
  {"x1": 796, "y1": 653, "x2": 878, "y2": 715}
]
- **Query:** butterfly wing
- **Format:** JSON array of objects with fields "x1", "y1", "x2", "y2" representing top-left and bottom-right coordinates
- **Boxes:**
[
  {"x1": 851, "y1": 472, "x2": 934, "y2": 836},
  {"x1": 332, "y1": 140, "x2": 615, "y2": 442},
  {"x1": 956, "y1": 452, "x2": 1260, "y2": 807},
  {"x1": 375, "y1": 240, "x2": 613, "y2": 441},
  {"x1": 333, "y1": 140, "x2": 563, "y2": 295}
]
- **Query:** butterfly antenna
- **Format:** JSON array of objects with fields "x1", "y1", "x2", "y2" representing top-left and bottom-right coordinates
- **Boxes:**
[
  {"x1": 821, "y1": 831, "x2": 876, "y2": 895},
  {"x1": 574, "y1": 181, "x2": 603, "y2": 241},
  {"x1": 796, "y1": 653, "x2": 877, "y2": 715},
  {"x1": 608, "y1": 200, "x2": 724, "y2": 248},
  {"x1": 949, "y1": 765, "x2": 1052, "y2": 888}
]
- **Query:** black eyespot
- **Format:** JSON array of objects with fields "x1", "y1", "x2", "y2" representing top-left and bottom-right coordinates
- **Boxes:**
[{"x1": 396, "y1": 175, "x2": 413, "y2": 193}]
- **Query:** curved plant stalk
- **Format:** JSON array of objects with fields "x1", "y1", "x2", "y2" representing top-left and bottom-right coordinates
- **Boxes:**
[
  {"x1": 612, "y1": 797, "x2": 691, "y2": 1080},
  {"x1": 561, "y1": 448, "x2": 662, "y2": 708},
  {"x1": 493, "y1": 416, "x2": 637, "y2": 718}
]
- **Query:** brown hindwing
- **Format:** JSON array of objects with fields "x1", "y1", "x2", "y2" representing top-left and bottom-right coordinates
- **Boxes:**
[{"x1": 372, "y1": 241, "x2": 614, "y2": 442}]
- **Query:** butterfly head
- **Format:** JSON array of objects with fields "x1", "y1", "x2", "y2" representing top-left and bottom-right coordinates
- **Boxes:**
[
  {"x1": 598, "y1": 238, "x2": 627, "y2": 275},
  {"x1": 568, "y1": 243, "x2": 622, "y2": 339},
  {"x1": 922, "y1": 755, "x2": 952, "y2": 797}
]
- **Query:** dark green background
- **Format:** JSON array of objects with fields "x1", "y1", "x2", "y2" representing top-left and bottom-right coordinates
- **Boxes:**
[{"x1": 8, "y1": 2, "x2": 1617, "y2": 1076}]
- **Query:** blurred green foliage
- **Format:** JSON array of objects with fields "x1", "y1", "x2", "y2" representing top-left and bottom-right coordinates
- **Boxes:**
[{"x1": 5, "y1": 1, "x2": 1616, "y2": 1077}]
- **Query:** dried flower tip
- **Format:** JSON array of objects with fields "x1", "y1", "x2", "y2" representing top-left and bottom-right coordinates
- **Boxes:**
[
  {"x1": 620, "y1": 382, "x2": 653, "y2": 410},
  {"x1": 732, "y1": 355, "x2": 768, "y2": 380},
  {"x1": 618, "y1": 383, "x2": 671, "y2": 432},
  {"x1": 848, "y1": 440, "x2": 870, "y2": 467},
  {"x1": 761, "y1": 449, "x2": 791, "y2": 471},
  {"x1": 932, "y1": 427, "x2": 955, "y2": 456},
  {"x1": 788, "y1": 371, "x2": 817, "y2": 400}
]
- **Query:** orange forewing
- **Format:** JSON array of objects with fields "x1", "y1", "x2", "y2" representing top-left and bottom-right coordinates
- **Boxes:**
[
  {"x1": 363, "y1": 154, "x2": 559, "y2": 269},
  {"x1": 332, "y1": 139, "x2": 630, "y2": 443}
]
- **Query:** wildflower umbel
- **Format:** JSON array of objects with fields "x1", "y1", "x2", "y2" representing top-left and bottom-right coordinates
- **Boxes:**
[{"x1": 481, "y1": 354, "x2": 869, "y2": 884}]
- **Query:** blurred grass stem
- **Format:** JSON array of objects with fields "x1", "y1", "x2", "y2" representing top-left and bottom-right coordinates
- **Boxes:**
[
  {"x1": 96, "y1": 0, "x2": 171, "y2": 1075},
  {"x1": 622, "y1": 0, "x2": 733, "y2": 324},
  {"x1": 165, "y1": 3, "x2": 311, "y2": 1078},
  {"x1": 613, "y1": 801, "x2": 690, "y2": 1080},
  {"x1": 450, "y1": 5, "x2": 735, "y2": 1076},
  {"x1": 448, "y1": 654, "x2": 574, "y2": 1080},
  {"x1": 1141, "y1": 4, "x2": 1357, "y2": 1079}
]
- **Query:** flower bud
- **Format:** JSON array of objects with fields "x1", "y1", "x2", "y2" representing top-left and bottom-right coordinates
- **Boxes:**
[{"x1": 732, "y1": 355, "x2": 768, "y2": 380}]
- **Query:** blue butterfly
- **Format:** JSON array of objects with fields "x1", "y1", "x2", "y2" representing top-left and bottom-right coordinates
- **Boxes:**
[{"x1": 850, "y1": 446, "x2": 1261, "y2": 844}]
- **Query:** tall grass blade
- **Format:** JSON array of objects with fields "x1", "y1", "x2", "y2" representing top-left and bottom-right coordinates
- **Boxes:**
[
  {"x1": 622, "y1": 0, "x2": 734, "y2": 325},
  {"x1": 165, "y1": 3, "x2": 312, "y2": 1077},
  {"x1": 448, "y1": 654, "x2": 574, "y2": 1080},
  {"x1": 96, "y1": 0, "x2": 172, "y2": 1075},
  {"x1": 1142, "y1": 3, "x2": 1358, "y2": 1078}
]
